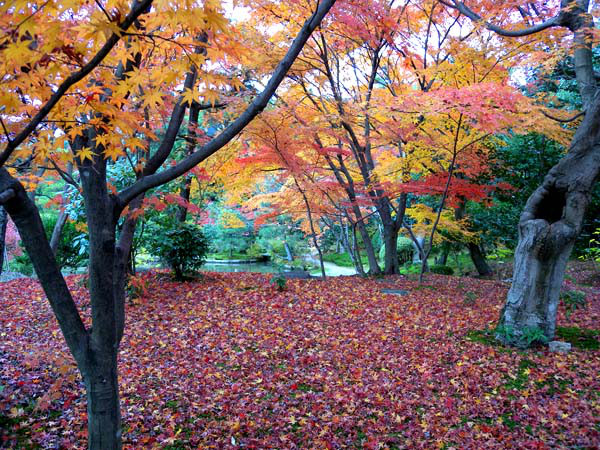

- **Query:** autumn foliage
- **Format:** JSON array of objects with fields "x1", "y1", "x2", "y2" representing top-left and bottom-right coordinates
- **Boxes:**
[{"x1": 1, "y1": 268, "x2": 599, "y2": 447}]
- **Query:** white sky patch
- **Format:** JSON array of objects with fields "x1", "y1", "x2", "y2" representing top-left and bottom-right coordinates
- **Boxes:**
[{"x1": 223, "y1": 0, "x2": 250, "y2": 22}]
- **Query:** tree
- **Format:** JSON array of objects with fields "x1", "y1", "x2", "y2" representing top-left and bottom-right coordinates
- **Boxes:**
[
  {"x1": 0, "y1": 0, "x2": 337, "y2": 447},
  {"x1": 248, "y1": 0, "x2": 563, "y2": 276},
  {"x1": 442, "y1": 0, "x2": 600, "y2": 346}
]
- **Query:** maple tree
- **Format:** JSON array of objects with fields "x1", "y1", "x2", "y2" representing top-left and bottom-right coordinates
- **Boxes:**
[
  {"x1": 236, "y1": 0, "x2": 568, "y2": 277},
  {"x1": 0, "y1": 0, "x2": 337, "y2": 446},
  {"x1": 438, "y1": 0, "x2": 600, "y2": 347}
]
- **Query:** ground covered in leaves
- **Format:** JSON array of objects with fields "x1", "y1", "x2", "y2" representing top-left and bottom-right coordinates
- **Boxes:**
[{"x1": 1, "y1": 265, "x2": 599, "y2": 448}]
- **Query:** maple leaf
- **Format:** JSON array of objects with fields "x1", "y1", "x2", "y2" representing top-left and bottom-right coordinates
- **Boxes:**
[{"x1": 75, "y1": 147, "x2": 96, "y2": 162}]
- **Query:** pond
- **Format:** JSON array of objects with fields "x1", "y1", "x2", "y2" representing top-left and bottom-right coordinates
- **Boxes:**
[{"x1": 200, "y1": 260, "x2": 357, "y2": 276}]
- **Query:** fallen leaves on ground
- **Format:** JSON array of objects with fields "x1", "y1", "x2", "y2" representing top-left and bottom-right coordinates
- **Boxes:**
[{"x1": 1, "y1": 268, "x2": 599, "y2": 448}]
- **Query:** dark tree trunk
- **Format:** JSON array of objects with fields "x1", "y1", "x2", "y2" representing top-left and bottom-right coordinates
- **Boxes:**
[
  {"x1": 0, "y1": 206, "x2": 7, "y2": 274},
  {"x1": 341, "y1": 215, "x2": 365, "y2": 276},
  {"x1": 50, "y1": 209, "x2": 68, "y2": 255},
  {"x1": 468, "y1": 243, "x2": 493, "y2": 277},
  {"x1": 355, "y1": 216, "x2": 380, "y2": 274},
  {"x1": 454, "y1": 198, "x2": 493, "y2": 277},
  {"x1": 498, "y1": 94, "x2": 600, "y2": 346},
  {"x1": 175, "y1": 101, "x2": 200, "y2": 223},
  {"x1": 435, "y1": 247, "x2": 449, "y2": 265},
  {"x1": 83, "y1": 353, "x2": 121, "y2": 449},
  {"x1": 382, "y1": 222, "x2": 399, "y2": 275}
]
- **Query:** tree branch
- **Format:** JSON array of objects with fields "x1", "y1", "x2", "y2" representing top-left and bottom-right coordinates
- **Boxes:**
[
  {"x1": 0, "y1": 0, "x2": 154, "y2": 167},
  {"x1": 118, "y1": 0, "x2": 338, "y2": 207},
  {"x1": 441, "y1": 0, "x2": 561, "y2": 37},
  {"x1": 541, "y1": 109, "x2": 585, "y2": 123}
]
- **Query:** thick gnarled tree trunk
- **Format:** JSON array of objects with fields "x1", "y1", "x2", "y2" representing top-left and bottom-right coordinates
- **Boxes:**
[{"x1": 498, "y1": 94, "x2": 600, "y2": 346}]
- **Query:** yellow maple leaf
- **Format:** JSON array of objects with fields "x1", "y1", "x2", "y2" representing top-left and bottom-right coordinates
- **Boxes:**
[{"x1": 76, "y1": 147, "x2": 96, "y2": 162}]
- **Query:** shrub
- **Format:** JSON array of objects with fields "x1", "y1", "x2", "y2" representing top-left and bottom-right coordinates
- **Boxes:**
[
  {"x1": 379, "y1": 236, "x2": 414, "y2": 265},
  {"x1": 12, "y1": 253, "x2": 33, "y2": 276},
  {"x1": 431, "y1": 264, "x2": 454, "y2": 275},
  {"x1": 127, "y1": 275, "x2": 150, "y2": 302},
  {"x1": 270, "y1": 273, "x2": 287, "y2": 291},
  {"x1": 560, "y1": 290, "x2": 587, "y2": 320},
  {"x1": 147, "y1": 222, "x2": 209, "y2": 280}
]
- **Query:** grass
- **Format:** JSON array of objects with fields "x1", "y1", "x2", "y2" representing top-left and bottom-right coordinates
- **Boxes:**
[
  {"x1": 322, "y1": 252, "x2": 369, "y2": 268},
  {"x1": 555, "y1": 326, "x2": 600, "y2": 350}
]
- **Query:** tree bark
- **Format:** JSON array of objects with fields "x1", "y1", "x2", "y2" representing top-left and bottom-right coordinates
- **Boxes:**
[
  {"x1": 342, "y1": 214, "x2": 365, "y2": 276},
  {"x1": 468, "y1": 242, "x2": 493, "y2": 277},
  {"x1": 50, "y1": 209, "x2": 68, "y2": 256},
  {"x1": 84, "y1": 353, "x2": 121, "y2": 449},
  {"x1": 0, "y1": 206, "x2": 7, "y2": 274},
  {"x1": 498, "y1": 92, "x2": 600, "y2": 346},
  {"x1": 382, "y1": 222, "x2": 399, "y2": 274},
  {"x1": 435, "y1": 246, "x2": 449, "y2": 265},
  {"x1": 454, "y1": 198, "x2": 493, "y2": 276}
]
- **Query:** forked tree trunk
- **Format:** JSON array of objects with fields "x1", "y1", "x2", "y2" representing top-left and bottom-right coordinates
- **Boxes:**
[
  {"x1": 0, "y1": 167, "x2": 125, "y2": 449},
  {"x1": 498, "y1": 96, "x2": 600, "y2": 346}
]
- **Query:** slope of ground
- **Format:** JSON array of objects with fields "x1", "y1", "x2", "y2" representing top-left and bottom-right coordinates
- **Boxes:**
[{"x1": 0, "y1": 267, "x2": 598, "y2": 448}]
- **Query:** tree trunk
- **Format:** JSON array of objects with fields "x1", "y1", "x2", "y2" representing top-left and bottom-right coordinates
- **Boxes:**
[
  {"x1": 382, "y1": 222, "x2": 399, "y2": 275},
  {"x1": 84, "y1": 353, "x2": 121, "y2": 449},
  {"x1": 342, "y1": 215, "x2": 365, "y2": 276},
  {"x1": 355, "y1": 217, "x2": 380, "y2": 274},
  {"x1": 0, "y1": 206, "x2": 7, "y2": 274},
  {"x1": 50, "y1": 209, "x2": 68, "y2": 256},
  {"x1": 454, "y1": 198, "x2": 493, "y2": 276},
  {"x1": 435, "y1": 247, "x2": 449, "y2": 265},
  {"x1": 498, "y1": 94, "x2": 600, "y2": 346},
  {"x1": 468, "y1": 242, "x2": 493, "y2": 277}
]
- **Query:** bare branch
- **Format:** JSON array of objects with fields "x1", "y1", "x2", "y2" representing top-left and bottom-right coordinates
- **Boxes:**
[
  {"x1": 541, "y1": 109, "x2": 586, "y2": 123},
  {"x1": 441, "y1": 0, "x2": 561, "y2": 37}
]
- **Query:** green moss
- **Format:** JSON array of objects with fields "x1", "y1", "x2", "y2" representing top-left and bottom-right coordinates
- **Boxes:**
[
  {"x1": 555, "y1": 326, "x2": 599, "y2": 350},
  {"x1": 465, "y1": 329, "x2": 499, "y2": 346}
]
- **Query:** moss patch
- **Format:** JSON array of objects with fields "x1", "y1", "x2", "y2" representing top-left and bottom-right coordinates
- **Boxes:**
[{"x1": 555, "y1": 327, "x2": 599, "y2": 350}]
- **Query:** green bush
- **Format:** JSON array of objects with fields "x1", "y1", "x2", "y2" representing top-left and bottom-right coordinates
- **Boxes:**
[
  {"x1": 147, "y1": 222, "x2": 209, "y2": 280},
  {"x1": 12, "y1": 253, "x2": 33, "y2": 276},
  {"x1": 560, "y1": 290, "x2": 587, "y2": 319},
  {"x1": 246, "y1": 242, "x2": 267, "y2": 259},
  {"x1": 399, "y1": 263, "x2": 422, "y2": 275},
  {"x1": 379, "y1": 236, "x2": 413, "y2": 265},
  {"x1": 270, "y1": 273, "x2": 287, "y2": 291},
  {"x1": 41, "y1": 214, "x2": 88, "y2": 270},
  {"x1": 431, "y1": 264, "x2": 454, "y2": 275},
  {"x1": 323, "y1": 252, "x2": 367, "y2": 267},
  {"x1": 10, "y1": 213, "x2": 88, "y2": 275}
]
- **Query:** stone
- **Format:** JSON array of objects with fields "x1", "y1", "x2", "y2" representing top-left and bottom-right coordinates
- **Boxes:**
[
  {"x1": 381, "y1": 289, "x2": 409, "y2": 296},
  {"x1": 548, "y1": 341, "x2": 571, "y2": 353},
  {"x1": 282, "y1": 270, "x2": 312, "y2": 279}
]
